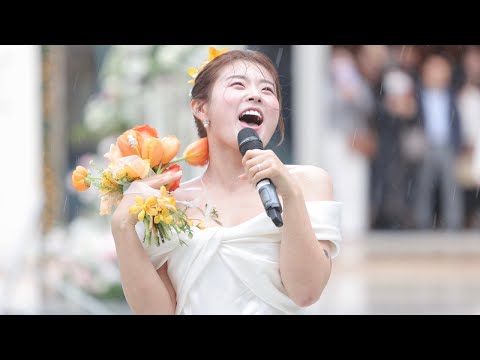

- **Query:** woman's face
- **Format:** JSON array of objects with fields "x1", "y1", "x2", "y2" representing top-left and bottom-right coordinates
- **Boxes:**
[{"x1": 205, "y1": 60, "x2": 280, "y2": 149}]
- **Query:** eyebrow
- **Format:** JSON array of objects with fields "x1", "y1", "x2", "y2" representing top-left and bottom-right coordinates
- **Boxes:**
[{"x1": 224, "y1": 75, "x2": 275, "y2": 88}]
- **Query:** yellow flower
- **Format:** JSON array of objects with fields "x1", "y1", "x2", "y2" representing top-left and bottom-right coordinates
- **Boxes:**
[
  {"x1": 156, "y1": 186, "x2": 177, "y2": 212},
  {"x1": 154, "y1": 207, "x2": 173, "y2": 225},
  {"x1": 99, "y1": 170, "x2": 122, "y2": 195},
  {"x1": 207, "y1": 47, "x2": 228, "y2": 61},
  {"x1": 187, "y1": 67, "x2": 199, "y2": 84},
  {"x1": 160, "y1": 185, "x2": 167, "y2": 196},
  {"x1": 188, "y1": 47, "x2": 229, "y2": 85},
  {"x1": 129, "y1": 196, "x2": 159, "y2": 221}
]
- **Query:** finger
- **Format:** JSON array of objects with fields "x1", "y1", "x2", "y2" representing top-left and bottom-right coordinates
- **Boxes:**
[
  {"x1": 242, "y1": 149, "x2": 263, "y2": 166},
  {"x1": 251, "y1": 168, "x2": 270, "y2": 185},
  {"x1": 144, "y1": 170, "x2": 183, "y2": 189},
  {"x1": 238, "y1": 173, "x2": 247, "y2": 180},
  {"x1": 247, "y1": 161, "x2": 267, "y2": 183},
  {"x1": 245, "y1": 155, "x2": 268, "y2": 170}
]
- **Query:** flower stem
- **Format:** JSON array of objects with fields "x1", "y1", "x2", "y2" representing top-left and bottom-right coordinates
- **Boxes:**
[
  {"x1": 144, "y1": 218, "x2": 151, "y2": 247},
  {"x1": 156, "y1": 156, "x2": 186, "y2": 174},
  {"x1": 153, "y1": 226, "x2": 160, "y2": 246},
  {"x1": 167, "y1": 156, "x2": 186, "y2": 166},
  {"x1": 86, "y1": 176, "x2": 102, "y2": 182}
]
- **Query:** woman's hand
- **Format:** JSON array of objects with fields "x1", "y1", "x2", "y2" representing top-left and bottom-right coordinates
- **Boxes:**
[
  {"x1": 240, "y1": 149, "x2": 297, "y2": 198},
  {"x1": 111, "y1": 171, "x2": 183, "y2": 229}
]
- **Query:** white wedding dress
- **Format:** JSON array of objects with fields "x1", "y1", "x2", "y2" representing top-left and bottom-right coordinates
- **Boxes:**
[{"x1": 136, "y1": 199, "x2": 342, "y2": 315}]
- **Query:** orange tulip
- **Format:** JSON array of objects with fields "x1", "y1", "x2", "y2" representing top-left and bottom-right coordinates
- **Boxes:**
[
  {"x1": 163, "y1": 164, "x2": 182, "y2": 191},
  {"x1": 115, "y1": 156, "x2": 152, "y2": 181},
  {"x1": 133, "y1": 124, "x2": 158, "y2": 139},
  {"x1": 160, "y1": 135, "x2": 181, "y2": 165},
  {"x1": 116, "y1": 129, "x2": 142, "y2": 157},
  {"x1": 141, "y1": 137, "x2": 164, "y2": 168},
  {"x1": 118, "y1": 125, "x2": 160, "y2": 158},
  {"x1": 183, "y1": 137, "x2": 209, "y2": 166},
  {"x1": 71, "y1": 166, "x2": 90, "y2": 192}
]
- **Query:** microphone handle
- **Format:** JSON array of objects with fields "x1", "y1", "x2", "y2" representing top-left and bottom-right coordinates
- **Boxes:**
[
  {"x1": 266, "y1": 208, "x2": 283, "y2": 227},
  {"x1": 256, "y1": 179, "x2": 283, "y2": 227}
]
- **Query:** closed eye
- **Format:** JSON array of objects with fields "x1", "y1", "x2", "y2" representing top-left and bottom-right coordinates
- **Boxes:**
[
  {"x1": 231, "y1": 81, "x2": 245, "y2": 87},
  {"x1": 263, "y1": 86, "x2": 275, "y2": 94}
]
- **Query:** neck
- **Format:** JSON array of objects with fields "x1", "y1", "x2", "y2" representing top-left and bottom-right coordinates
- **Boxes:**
[{"x1": 202, "y1": 140, "x2": 250, "y2": 192}]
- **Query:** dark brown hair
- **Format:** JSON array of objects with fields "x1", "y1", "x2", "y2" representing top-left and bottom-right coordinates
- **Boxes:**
[{"x1": 190, "y1": 49, "x2": 285, "y2": 144}]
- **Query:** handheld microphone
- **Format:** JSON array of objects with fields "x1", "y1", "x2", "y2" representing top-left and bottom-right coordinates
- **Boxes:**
[{"x1": 237, "y1": 128, "x2": 283, "y2": 227}]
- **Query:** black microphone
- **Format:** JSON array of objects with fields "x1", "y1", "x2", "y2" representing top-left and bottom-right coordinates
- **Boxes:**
[{"x1": 237, "y1": 128, "x2": 283, "y2": 227}]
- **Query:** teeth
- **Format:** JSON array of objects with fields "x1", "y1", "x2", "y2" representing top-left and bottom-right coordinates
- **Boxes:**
[{"x1": 240, "y1": 110, "x2": 262, "y2": 119}]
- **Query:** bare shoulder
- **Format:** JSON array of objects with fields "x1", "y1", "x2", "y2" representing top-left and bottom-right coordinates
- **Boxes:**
[{"x1": 286, "y1": 165, "x2": 334, "y2": 201}]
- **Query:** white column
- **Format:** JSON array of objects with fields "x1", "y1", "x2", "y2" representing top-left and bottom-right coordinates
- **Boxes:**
[
  {"x1": 0, "y1": 45, "x2": 42, "y2": 311},
  {"x1": 291, "y1": 45, "x2": 331, "y2": 167},
  {"x1": 292, "y1": 46, "x2": 369, "y2": 315}
]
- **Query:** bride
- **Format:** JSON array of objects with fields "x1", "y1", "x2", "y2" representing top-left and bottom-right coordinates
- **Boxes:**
[{"x1": 111, "y1": 48, "x2": 342, "y2": 315}]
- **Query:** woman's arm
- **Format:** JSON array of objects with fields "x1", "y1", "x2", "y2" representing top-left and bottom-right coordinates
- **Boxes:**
[
  {"x1": 243, "y1": 151, "x2": 334, "y2": 307},
  {"x1": 110, "y1": 172, "x2": 181, "y2": 314},
  {"x1": 111, "y1": 220, "x2": 176, "y2": 314},
  {"x1": 277, "y1": 166, "x2": 333, "y2": 307}
]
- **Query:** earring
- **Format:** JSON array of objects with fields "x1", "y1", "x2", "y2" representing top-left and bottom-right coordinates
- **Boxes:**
[{"x1": 203, "y1": 119, "x2": 210, "y2": 128}]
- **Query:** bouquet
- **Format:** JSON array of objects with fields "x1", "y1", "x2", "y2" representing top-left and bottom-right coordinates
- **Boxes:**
[{"x1": 71, "y1": 124, "x2": 209, "y2": 247}]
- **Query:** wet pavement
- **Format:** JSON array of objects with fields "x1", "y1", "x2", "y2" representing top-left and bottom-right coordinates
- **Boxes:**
[
  {"x1": 1, "y1": 231, "x2": 479, "y2": 315},
  {"x1": 319, "y1": 231, "x2": 480, "y2": 314}
]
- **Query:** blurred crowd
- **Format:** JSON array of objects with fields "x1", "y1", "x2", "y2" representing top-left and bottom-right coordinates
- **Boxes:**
[{"x1": 326, "y1": 45, "x2": 480, "y2": 236}]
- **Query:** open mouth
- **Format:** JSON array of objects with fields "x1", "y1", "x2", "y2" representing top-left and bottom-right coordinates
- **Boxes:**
[{"x1": 239, "y1": 109, "x2": 263, "y2": 126}]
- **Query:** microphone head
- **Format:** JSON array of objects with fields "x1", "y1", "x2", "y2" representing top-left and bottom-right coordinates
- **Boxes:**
[{"x1": 238, "y1": 128, "x2": 264, "y2": 155}]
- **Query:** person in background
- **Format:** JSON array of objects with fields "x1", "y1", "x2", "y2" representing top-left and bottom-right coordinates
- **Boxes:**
[
  {"x1": 390, "y1": 45, "x2": 422, "y2": 83},
  {"x1": 355, "y1": 45, "x2": 392, "y2": 228},
  {"x1": 456, "y1": 46, "x2": 480, "y2": 228},
  {"x1": 326, "y1": 46, "x2": 375, "y2": 241},
  {"x1": 414, "y1": 53, "x2": 464, "y2": 230},
  {"x1": 472, "y1": 131, "x2": 480, "y2": 186},
  {"x1": 373, "y1": 69, "x2": 420, "y2": 229}
]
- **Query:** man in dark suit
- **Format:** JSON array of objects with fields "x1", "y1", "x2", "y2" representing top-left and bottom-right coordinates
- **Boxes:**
[{"x1": 414, "y1": 53, "x2": 464, "y2": 229}]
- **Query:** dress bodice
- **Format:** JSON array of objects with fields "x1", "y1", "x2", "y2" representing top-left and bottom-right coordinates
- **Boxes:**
[{"x1": 139, "y1": 200, "x2": 342, "y2": 315}]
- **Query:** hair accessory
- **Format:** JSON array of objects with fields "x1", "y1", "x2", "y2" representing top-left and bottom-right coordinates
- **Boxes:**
[{"x1": 188, "y1": 47, "x2": 229, "y2": 85}]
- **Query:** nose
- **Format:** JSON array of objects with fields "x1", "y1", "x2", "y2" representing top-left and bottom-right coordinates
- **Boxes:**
[{"x1": 247, "y1": 90, "x2": 262, "y2": 103}]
